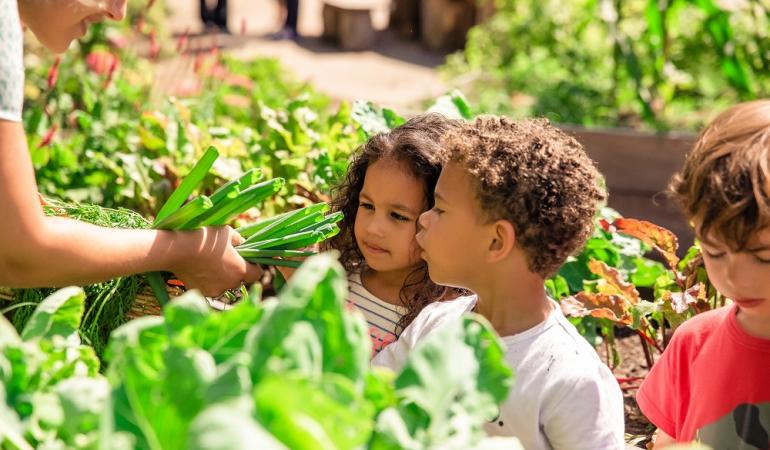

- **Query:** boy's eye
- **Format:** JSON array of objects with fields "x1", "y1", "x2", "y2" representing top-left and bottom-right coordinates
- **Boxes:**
[
  {"x1": 754, "y1": 255, "x2": 770, "y2": 264},
  {"x1": 431, "y1": 206, "x2": 444, "y2": 215},
  {"x1": 704, "y1": 250, "x2": 726, "y2": 259}
]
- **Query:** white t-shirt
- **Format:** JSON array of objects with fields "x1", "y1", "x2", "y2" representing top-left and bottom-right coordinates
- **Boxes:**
[
  {"x1": 372, "y1": 295, "x2": 625, "y2": 450},
  {"x1": 347, "y1": 272, "x2": 407, "y2": 356},
  {"x1": 0, "y1": 0, "x2": 24, "y2": 122}
]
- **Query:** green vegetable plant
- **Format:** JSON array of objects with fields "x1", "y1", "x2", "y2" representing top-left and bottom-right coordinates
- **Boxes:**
[
  {"x1": 145, "y1": 146, "x2": 342, "y2": 305},
  {"x1": 0, "y1": 254, "x2": 521, "y2": 450},
  {"x1": 558, "y1": 216, "x2": 721, "y2": 370},
  {"x1": 445, "y1": 0, "x2": 770, "y2": 131}
]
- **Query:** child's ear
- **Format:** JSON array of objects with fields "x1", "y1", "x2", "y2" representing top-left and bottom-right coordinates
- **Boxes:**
[{"x1": 487, "y1": 220, "x2": 516, "y2": 262}]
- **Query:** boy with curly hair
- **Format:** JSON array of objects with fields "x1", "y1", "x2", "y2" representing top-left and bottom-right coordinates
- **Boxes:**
[
  {"x1": 637, "y1": 100, "x2": 770, "y2": 448},
  {"x1": 373, "y1": 116, "x2": 625, "y2": 449}
]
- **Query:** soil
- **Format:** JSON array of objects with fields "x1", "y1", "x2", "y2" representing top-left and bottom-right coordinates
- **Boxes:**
[{"x1": 595, "y1": 333, "x2": 657, "y2": 448}]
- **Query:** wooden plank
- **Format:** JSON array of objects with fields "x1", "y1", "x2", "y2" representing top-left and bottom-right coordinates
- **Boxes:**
[
  {"x1": 558, "y1": 126, "x2": 697, "y2": 250},
  {"x1": 562, "y1": 126, "x2": 694, "y2": 194}
]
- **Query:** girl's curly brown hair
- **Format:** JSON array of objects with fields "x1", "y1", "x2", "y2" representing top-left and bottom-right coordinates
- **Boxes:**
[{"x1": 323, "y1": 113, "x2": 464, "y2": 335}]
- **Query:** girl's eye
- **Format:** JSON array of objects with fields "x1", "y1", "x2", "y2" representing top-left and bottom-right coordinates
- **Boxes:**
[
  {"x1": 431, "y1": 206, "x2": 444, "y2": 215},
  {"x1": 391, "y1": 212, "x2": 410, "y2": 222},
  {"x1": 359, "y1": 202, "x2": 374, "y2": 211}
]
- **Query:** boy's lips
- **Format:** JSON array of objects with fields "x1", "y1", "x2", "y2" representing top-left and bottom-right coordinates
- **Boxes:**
[{"x1": 732, "y1": 298, "x2": 765, "y2": 308}]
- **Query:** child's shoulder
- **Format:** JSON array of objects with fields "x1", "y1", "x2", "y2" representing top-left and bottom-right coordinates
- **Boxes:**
[
  {"x1": 416, "y1": 294, "x2": 477, "y2": 322},
  {"x1": 528, "y1": 306, "x2": 610, "y2": 375},
  {"x1": 670, "y1": 304, "x2": 733, "y2": 348},
  {"x1": 401, "y1": 295, "x2": 477, "y2": 339}
]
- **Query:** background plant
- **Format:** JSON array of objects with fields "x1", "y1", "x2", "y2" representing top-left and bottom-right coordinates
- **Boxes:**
[{"x1": 444, "y1": 0, "x2": 770, "y2": 131}]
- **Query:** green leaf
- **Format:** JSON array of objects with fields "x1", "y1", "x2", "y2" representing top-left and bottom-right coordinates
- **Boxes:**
[
  {"x1": 154, "y1": 195, "x2": 214, "y2": 231},
  {"x1": 373, "y1": 314, "x2": 513, "y2": 448},
  {"x1": 21, "y1": 287, "x2": 85, "y2": 341},
  {"x1": 195, "y1": 300, "x2": 264, "y2": 365},
  {"x1": 351, "y1": 101, "x2": 404, "y2": 138},
  {"x1": 203, "y1": 355, "x2": 253, "y2": 404},
  {"x1": 188, "y1": 401, "x2": 288, "y2": 450},
  {"x1": 247, "y1": 253, "x2": 370, "y2": 383},
  {"x1": 253, "y1": 375, "x2": 374, "y2": 450},
  {"x1": 186, "y1": 178, "x2": 284, "y2": 228},
  {"x1": 54, "y1": 376, "x2": 110, "y2": 444},
  {"x1": 0, "y1": 315, "x2": 21, "y2": 348},
  {"x1": 154, "y1": 146, "x2": 219, "y2": 225},
  {"x1": 426, "y1": 90, "x2": 473, "y2": 120},
  {"x1": 165, "y1": 291, "x2": 211, "y2": 337}
]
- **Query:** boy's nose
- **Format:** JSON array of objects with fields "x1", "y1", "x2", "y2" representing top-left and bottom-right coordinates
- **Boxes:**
[{"x1": 418, "y1": 211, "x2": 431, "y2": 230}]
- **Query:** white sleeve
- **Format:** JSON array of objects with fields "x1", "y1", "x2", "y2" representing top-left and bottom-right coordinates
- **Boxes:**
[
  {"x1": 0, "y1": 0, "x2": 24, "y2": 122},
  {"x1": 372, "y1": 296, "x2": 478, "y2": 372},
  {"x1": 370, "y1": 327, "x2": 411, "y2": 372},
  {"x1": 541, "y1": 364, "x2": 625, "y2": 450}
]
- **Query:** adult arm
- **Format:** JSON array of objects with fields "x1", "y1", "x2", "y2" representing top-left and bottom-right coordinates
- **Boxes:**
[{"x1": 0, "y1": 120, "x2": 261, "y2": 295}]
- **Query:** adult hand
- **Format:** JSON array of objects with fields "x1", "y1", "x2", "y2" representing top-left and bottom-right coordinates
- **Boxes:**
[{"x1": 170, "y1": 226, "x2": 262, "y2": 297}]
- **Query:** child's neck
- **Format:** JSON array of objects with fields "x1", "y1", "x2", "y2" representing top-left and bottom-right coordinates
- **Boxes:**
[
  {"x1": 361, "y1": 266, "x2": 414, "y2": 307},
  {"x1": 736, "y1": 308, "x2": 770, "y2": 340},
  {"x1": 472, "y1": 269, "x2": 552, "y2": 338}
]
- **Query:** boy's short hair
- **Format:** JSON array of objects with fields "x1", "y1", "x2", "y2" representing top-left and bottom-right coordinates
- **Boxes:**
[
  {"x1": 442, "y1": 115, "x2": 606, "y2": 277},
  {"x1": 670, "y1": 100, "x2": 770, "y2": 250}
]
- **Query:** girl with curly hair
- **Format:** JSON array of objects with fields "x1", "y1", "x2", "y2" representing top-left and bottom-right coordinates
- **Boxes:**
[{"x1": 323, "y1": 113, "x2": 464, "y2": 355}]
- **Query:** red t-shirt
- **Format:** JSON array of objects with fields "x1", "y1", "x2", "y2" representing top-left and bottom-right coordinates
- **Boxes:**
[{"x1": 637, "y1": 305, "x2": 770, "y2": 448}]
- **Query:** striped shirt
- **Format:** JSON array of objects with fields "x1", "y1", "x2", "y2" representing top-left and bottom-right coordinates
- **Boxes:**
[{"x1": 347, "y1": 273, "x2": 407, "y2": 356}]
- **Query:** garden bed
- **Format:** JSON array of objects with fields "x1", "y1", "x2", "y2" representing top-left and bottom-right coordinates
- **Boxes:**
[{"x1": 564, "y1": 125, "x2": 695, "y2": 251}]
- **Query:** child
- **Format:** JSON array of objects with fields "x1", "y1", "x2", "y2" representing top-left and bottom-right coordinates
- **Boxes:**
[
  {"x1": 373, "y1": 116, "x2": 625, "y2": 449},
  {"x1": 636, "y1": 100, "x2": 770, "y2": 448},
  {"x1": 323, "y1": 113, "x2": 464, "y2": 355}
]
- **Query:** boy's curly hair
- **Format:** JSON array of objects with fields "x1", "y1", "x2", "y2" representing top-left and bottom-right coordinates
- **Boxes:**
[
  {"x1": 324, "y1": 113, "x2": 465, "y2": 334},
  {"x1": 442, "y1": 115, "x2": 606, "y2": 278},
  {"x1": 670, "y1": 100, "x2": 770, "y2": 250}
]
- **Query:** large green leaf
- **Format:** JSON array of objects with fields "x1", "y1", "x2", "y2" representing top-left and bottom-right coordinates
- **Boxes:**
[
  {"x1": 253, "y1": 375, "x2": 374, "y2": 450},
  {"x1": 372, "y1": 315, "x2": 513, "y2": 449},
  {"x1": 21, "y1": 286, "x2": 86, "y2": 341},
  {"x1": 188, "y1": 399, "x2": 287, "y2": 450}
]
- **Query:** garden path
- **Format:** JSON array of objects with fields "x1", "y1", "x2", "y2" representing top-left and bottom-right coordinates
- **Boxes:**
[{"x1": 161, "y1": 0, "x2": 448, "y2": 113}]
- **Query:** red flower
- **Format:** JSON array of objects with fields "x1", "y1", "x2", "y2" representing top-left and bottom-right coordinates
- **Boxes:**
[
  {"x1": 103, "y1": 56, "x2": 119, "y2": 88},
  {"x1": 47, "y1": 56, "x2": 61, "y2": 90},
  {"x1": 38, "y1": 124, "x2": 58, "y2": 148},
  {"x1": 149, "y1": 30, "x2": 160, "y2": 59},
  {"x1": 177, "y1": 28, "x2": 190, "y2": 53},
  {"x1": 193, "y1": 53, "x2": 205, "y2": 73},
  {"x1": 86, "y1": 50, "x2": 118, "y2": 76}
]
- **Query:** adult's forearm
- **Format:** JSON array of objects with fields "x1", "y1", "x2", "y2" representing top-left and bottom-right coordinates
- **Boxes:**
[{"x1": 0, "y1": 216, "x2": 186, "y2": 287}]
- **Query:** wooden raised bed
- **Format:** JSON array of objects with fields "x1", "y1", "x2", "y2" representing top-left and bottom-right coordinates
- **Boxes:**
[{"x1": 562, "y1": 125, "x2": 696, "y2": 251}]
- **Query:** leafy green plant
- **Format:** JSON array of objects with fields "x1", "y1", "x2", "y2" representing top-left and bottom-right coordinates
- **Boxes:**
[
  {"x1": 445, "y1": 0, "x2": 770, "y2": 131},
  {"x1": 559, "y1": 216, "x2": 720, "y2": 369},
  {"x1": 0, "y1": 254, "x2": 521, "y2": 450}
]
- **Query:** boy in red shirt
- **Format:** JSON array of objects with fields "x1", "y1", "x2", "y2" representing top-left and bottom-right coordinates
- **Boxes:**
[{"x1": 636, "y1": 100, "x2": 770, "y2": 448}]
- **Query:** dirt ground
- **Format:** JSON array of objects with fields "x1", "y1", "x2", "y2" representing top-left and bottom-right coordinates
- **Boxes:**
[{"x1": 596, "y1": 333, "x2": 657, "y2": 448}]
